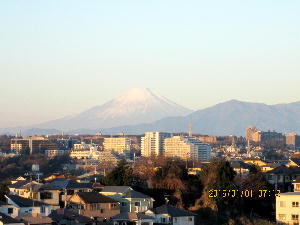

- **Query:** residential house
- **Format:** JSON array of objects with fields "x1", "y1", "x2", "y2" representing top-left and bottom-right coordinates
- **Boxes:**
[
  {"x1": 266, "y1": 165, "x2": 300, "y2": 191},
  {"x1": 276, "y1": 178, "x2": 300, "y2": 224},
  {"x1": 100, "y1": 186, "x2": 154, "y2": 213},
  {"x1": 68, "y1": 192, "x2": 120, "y2": 220},
  {"x1": 0, "y1": 201, "x2": 19, "y2": 218},
  {"x1": 146, "y1": 204, "x2": 196, "y2": 225},
  {"x1": 12, "y1": 181, "x2": 43, "y2": 200},
  {"x1": 38, "y1": 179, "x2": 93, "y2": 208},
  {"x1": 111, "y1": 212, "x2": 154, "y2": 225},
  {"x1": 49, "y1": 209, "x2": 94, "y2": 225},
  {"x1": 0, "y1": 212, "x2": 24, "y2": 225},
  {"x1": 5, "y1": 195, "x2": 53, "y2": 217}
]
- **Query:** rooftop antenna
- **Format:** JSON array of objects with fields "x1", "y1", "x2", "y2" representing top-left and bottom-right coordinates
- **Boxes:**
[{"x1": 188, "y1": 123, "x2": 193, "y2": 137}]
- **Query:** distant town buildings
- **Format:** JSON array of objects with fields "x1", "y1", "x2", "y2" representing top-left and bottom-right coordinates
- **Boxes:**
[
  {"x1": 245, "y1": 126, "x2": 285, "y2": 147},
  {"x1": 164, "y1": 136, "x2": 211, "y2": 161},
  {"x1": 103, "y1": 137, "x2": 131, "y2": 154},
  {"x1": 286, "y1": 133, "x2": 300, "y2": 149},
  {"x1": 141, "y1": 132, "x2": 172, "y2": 157},
  {"x1": 11, "y1": 136, "x2": 57, "y2": 154}
]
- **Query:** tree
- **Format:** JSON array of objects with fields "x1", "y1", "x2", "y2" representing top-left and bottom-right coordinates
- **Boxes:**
[{"x1": 102, "y1": 160, "x2": 134, "y2": 186}]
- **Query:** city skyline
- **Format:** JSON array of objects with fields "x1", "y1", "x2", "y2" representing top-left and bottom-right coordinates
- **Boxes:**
[{"x1": 1, "y1": 1, "x2": 300, "y2": 127}]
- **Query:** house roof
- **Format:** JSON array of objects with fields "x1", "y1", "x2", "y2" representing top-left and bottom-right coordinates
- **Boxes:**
[
  {"x1": 290, "y1": 158, "x2": 300, "y2": 167},
  {"x1": 76, "y1": 192, "x2": 118, "y2": 203},
  {"x1": 17, "y1": 216, "x2": 53, "y2": 225},
  {"x1": 155, "y1": 204, "x2": 197, "y2": 217},
  {"x1": 101, "y1": 186, "x2": 132, "y2": 193},
  {"x1": 125, "y1": 190, "x2": 152, "y2": 199},
  {"x1": 6, "y1": 195, "x2": 47, "y2": 207},
  {"x1": 49, "y1": 209, "x2": 94, "y2": 223},
  {"x1": 230, "y1": 161, "x2": 252, "y2": 169},
  {"x1": 9, "y1": 180, "x2": 29, "y2": 189},
  {"x1": 267, "y1": 165, "x2": 300, "y2": 175},
  {"x1": 40, "y1": 179, "x2": 92, "y2": 190},
  {"x1": 18, "y1": 181, "x2": 43, "y2": 192},
  {"x1": 0, "y1": 212, "x2": 23, "y2": 224},
  {"x1": 112, "y1": 212, "x2": 154, "y2": 221}
]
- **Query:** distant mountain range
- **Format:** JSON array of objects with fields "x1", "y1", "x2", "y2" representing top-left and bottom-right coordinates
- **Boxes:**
[{"x1": 1, "y1": 88, "x2": 299, "y2": 136}]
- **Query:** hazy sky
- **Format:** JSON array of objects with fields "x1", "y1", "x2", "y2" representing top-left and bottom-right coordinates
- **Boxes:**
[{"x1": 0, "y1": 0, "x2": 299, "y2": 127}]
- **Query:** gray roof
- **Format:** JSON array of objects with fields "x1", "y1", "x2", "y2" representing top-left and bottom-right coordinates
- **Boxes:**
[
  {"x1": 155, "y1": 204, "x2": 197, "y2": 217},
  {"x1": 101, "y1": 186, "x2": 132, "y2": 193},
  {"x1": 9, "y1": 180, "x2": 29, "y2": 189},
  {"x1": 112, "y1": 212, "x2": 154, "y2": 221},
  {"x1": 125, "y1": 190, "x2": 152, "y2": 199},
  {"x1": 49, "y1": 209, "x2": 94, "y2": 223},
  {"x1": 40, "y1": 179, "x2": 92, "y2": 190},
  {"x1": 76, "y1": 192, "x2": 118, "y2": 204},
  {"x1": 6, "y1": 195, "x2": 47, "y2": 207},
  {"x1": 0, "y1": 212, "x2": 24, "y2": 224}
]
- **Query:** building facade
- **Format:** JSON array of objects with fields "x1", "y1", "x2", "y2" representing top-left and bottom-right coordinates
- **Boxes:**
[
  {"x1": 164, "y1": 136, "x2": 211, "y2": 161},
  {"x1": 103, "y1": 137, "x2": 131, "y2": 154},
  {"x1": 141, "y1": 132, "x2": 172, "y2": 157}
]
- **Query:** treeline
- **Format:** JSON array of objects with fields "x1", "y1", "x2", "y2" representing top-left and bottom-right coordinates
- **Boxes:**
[{"x1": 101, "y1": 158, "x2": 275, "y2": 225}]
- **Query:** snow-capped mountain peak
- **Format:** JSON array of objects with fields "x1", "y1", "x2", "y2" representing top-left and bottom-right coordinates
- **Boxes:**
[{"x1": 36, "y1": 88, "x2": 193, "y2": 131}]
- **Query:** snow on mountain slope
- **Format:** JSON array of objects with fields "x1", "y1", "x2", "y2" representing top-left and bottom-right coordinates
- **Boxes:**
[{"x1": 36, "y1": 88, "x2": 193, "y2": 131}]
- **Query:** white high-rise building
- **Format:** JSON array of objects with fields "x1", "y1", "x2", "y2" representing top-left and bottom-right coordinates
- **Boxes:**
[
  {"x1": 141, "y1": 132, "x2": 172, "y2": 157},
  {"x1": 164, "y1": 136, "x2": 211, "y2": 161}
]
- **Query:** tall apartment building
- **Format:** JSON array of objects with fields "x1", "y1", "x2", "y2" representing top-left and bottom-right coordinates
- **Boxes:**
[
  {"x1": 164, "y1": 136, "x2": 211, "y2": 161},
  {"x1": 246, "y1": 126, "x2": 285, "y2": 146},
  {"x1": 246, "y1": 126, "x2": 261, "y2": 142},
  {"x1": 103, "y1": 137, "x2": 131, "y2": 154},
  {"x1": 10, "y1": 136, "x2": 56, "y2": 154},
  {"x1": 286, "y1": 133, "x2": 300, "y2": 149},
  {"x1": 141, "y1": 132, "x2": 172, "y2": 157}
]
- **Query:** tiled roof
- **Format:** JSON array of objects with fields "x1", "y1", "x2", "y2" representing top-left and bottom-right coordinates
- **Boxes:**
[
  {"x1": 18, "y1": 216, "x2": 53, "y2": 225},
  {"x1": 112, "y1": 212, "x2": 154, "y2": 221},
  {"x1": 155, "y1": 204, "x2": 197, "y2": 217},
  {"x1": 49, "y1": 209, "x2": 94, "y2": 223},
  {"x1": 101, "y1": 186, "x2": 132, "y2": 193},
  {"x1": 6, "y1": 195, "x2": 47, "y2": 207},
  {"x1": 76, "y1": 192, "x2": 118, "y2": 203},
  {"x1": 9, "y1": 180, "x2": 29, "y2": 189},
  {"x1": 40, "y1": 179, "x2": 92, "y2": 190},
  {"x1": 125, "y1": 190, "x2": 152, "y2": 199}
]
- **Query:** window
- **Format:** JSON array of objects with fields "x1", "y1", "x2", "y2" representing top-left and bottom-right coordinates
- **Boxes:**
[
  {"x1": 40, "y1": 192, "x2": 52, "y2": 200},
  {"x1": 188, "y1": 217, "x2": 193, "y2": 221},
  {"x1": 100, "y1": 209, "x2": 104, "y2": 213},
  {"x1": 41, "y1": 206, "x2": 45, "y2": 213},
  {"x1": 278, "y1": 214, "x2": 286, "y2": 220},
  {"x1": 135, "y1": 202, "x2": 141, "y2": 206},
  {"x1": 121, "y1": 202, "x2": 127, "y2": 206},
  {"x1": 292, "y1": 215, "x2": 299, "y2": 220},
  {"x1": 8, "y1": 208, "x2": 13, "y2": 214},
  {"x1": 161, "y1": 218, "x2": 166, "y2": 222},
  {"x1": 174, "y1": 218, "x2": 177, "y2": 223},
  {"x1": 67, "y1": 190, "x2": 74, "y2": 195},
  {"x1": 280, "y1": 201, "x2": 286, "y2": 207},
  {"x1": 293, "y1": 202, "x2": 299, "y2": 207}
]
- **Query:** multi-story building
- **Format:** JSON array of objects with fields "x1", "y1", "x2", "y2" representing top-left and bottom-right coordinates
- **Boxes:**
[
  {"x1": 276, "y1": 178, "x2": 300, "y2": 224},
  {"x1": 45, "y1": 149, "x2": 70, "y2": 158},
  {"x1": 141, "y1": 132, "x2": 172, "y2": 157},
  {"x1": 70, "y1": 142, "x2": 101, "y2": 159},
  {"x1": 246, "y1": 126, "x2": 261, "y2": 143},
  {"x1": 286, "y1": 133, "x2": 300, "y2": 149},
  {"x1": 10, "y1": 137, "x2": 57, "y2": 154},
  {"x1": 246, "y1": 127, "x2": 285, "y2": 146},
  {"x1": 103, "y1": 137, "x2": 131, "y2": 154},
  {"x1": 164, "y1": 136, "x2": 211, "y2": 161}
]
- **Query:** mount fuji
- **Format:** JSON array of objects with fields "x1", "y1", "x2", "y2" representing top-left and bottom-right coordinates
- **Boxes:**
[{"x1": 35, "y1": 88, "x2": 193, "y2": 131}]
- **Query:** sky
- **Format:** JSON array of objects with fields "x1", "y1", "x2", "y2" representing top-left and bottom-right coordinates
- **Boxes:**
[{"x1": 0, "y1": 0, "x2": 300, "y2": 127}]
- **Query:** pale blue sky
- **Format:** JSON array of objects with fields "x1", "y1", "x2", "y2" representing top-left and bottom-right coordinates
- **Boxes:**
[{"x1": 0, "y1": 0, "x2": 299, "y2": 127}]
